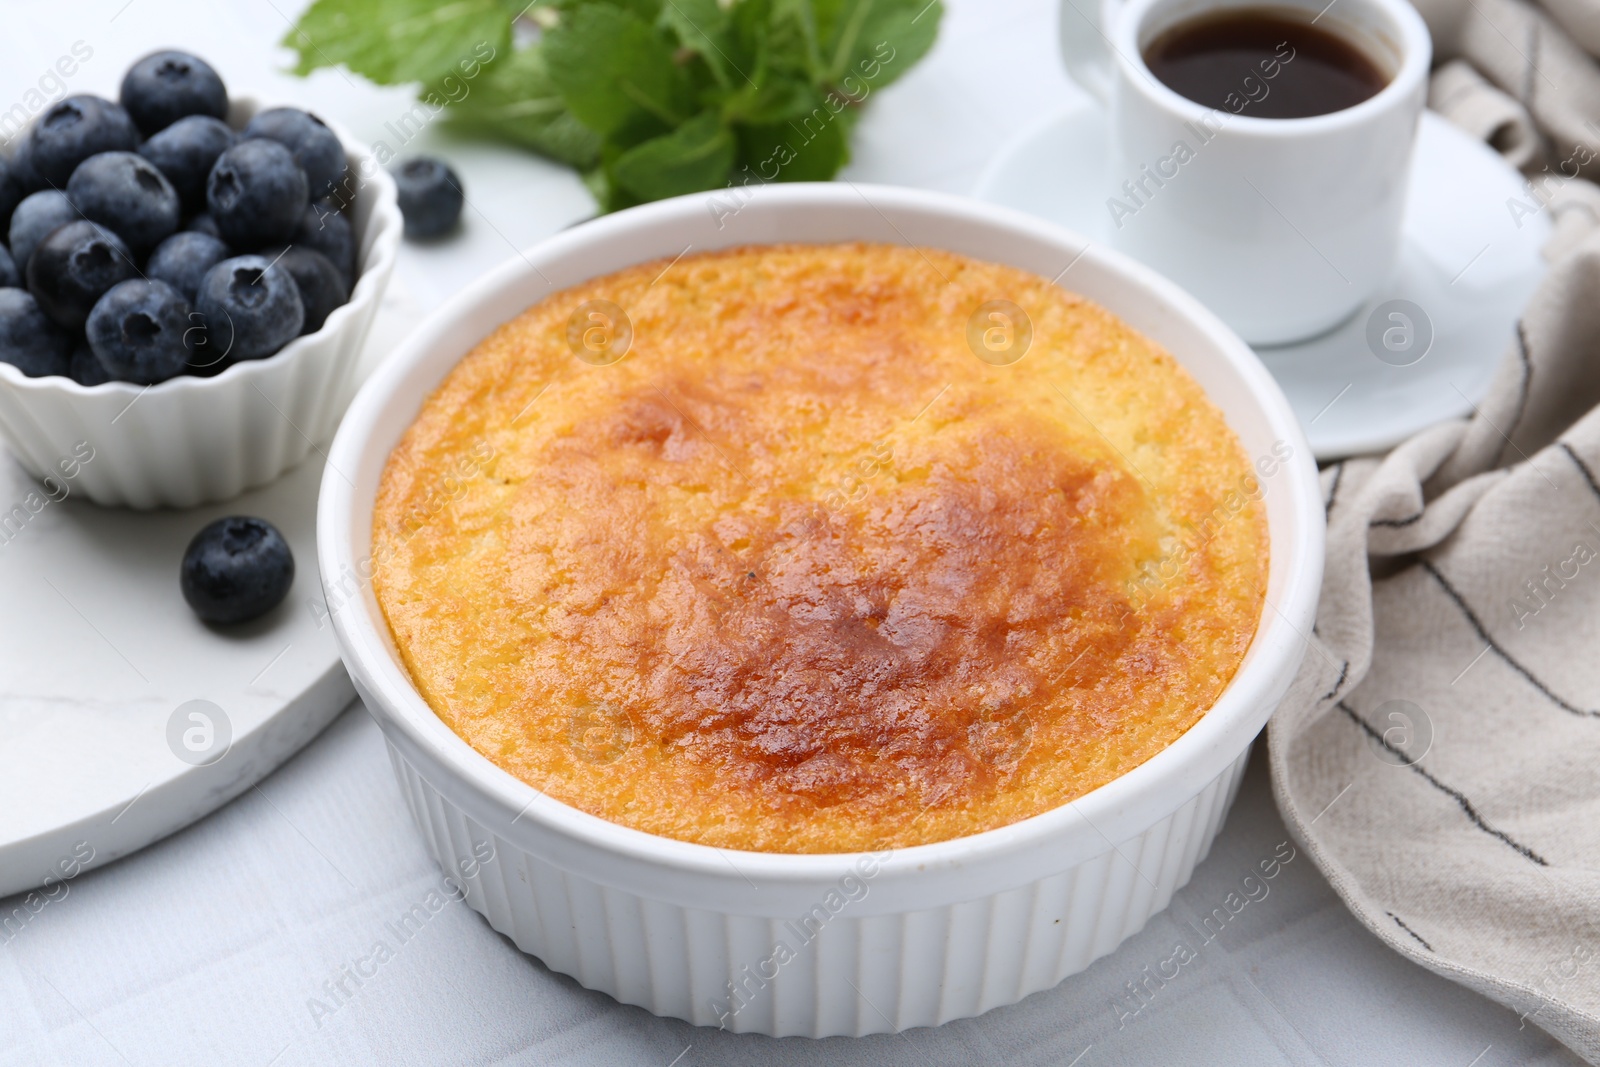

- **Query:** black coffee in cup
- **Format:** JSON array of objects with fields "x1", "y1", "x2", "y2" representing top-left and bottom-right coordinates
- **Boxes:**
[{"x1": 1143, "y1": 8, "x2": 1388, "y2": 118}]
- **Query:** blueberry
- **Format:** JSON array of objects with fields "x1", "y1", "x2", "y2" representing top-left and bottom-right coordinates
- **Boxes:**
[
  {"x1": 67, "y1": 151, "x2": 180, "y2": 255},
  {"x1": 27, "y1": 220, "x2": 137, "y2": 333},
  {"x1": 29, "y1": 95, "x2": 140, "y2": 188},
  {"x1": 0, "y1": 288, "x2": 73, "y2": 377},
  {"x1": 86, "y1": 279, "x2": 195, "y2": 385},
  {"x1": 146, "y1": 231, "x2": 231, "y2": 302},
  {"x1": 180, "y1": 516, "x2": 295, "y2": 625},
  {"x1": 10, "y1": 137, "x2": 45, "y2": 194},
  {"x1": 206, "y1": 139, "x2": 307, "y2": 249},
  {"x1": 9, "y1": 190, "x2": 78, "y2": 275},
  {"x1": 0, "y1": 244, "x2": 17, "y2": 290},
  {"x1": 0, "y1": 158, "x2": 24, "y2": 237},
  {"x1": 292, "y1": 200, "x2": 355, "y2": 284},
  {"x1": 185, "y1": 212, "x2": 223, "y2": 240},
  {"x1": 68, "y1": 340, "x2": 111, "y2": 386},
  {"x1": 259, "y1": 246, "x2": 347, "y2": 334},
  {"x1": 138, "y1": 115, "x2": 235, "y2": 215},
  {"x1": 195, "y1": 255, "x2": 303, "y2": 361},
  {"x1": 394, "y1": 157, "x2": 463, "y2": 240},
  {"x1": 120, "y1": 50, "x2": 228, "y2": 137},
  {"x1": 322, "y1": 173, "x2": 357, "y2": 213},
  {"x1": 242, "y1": 108, "x2": 346, "y2": 201}
]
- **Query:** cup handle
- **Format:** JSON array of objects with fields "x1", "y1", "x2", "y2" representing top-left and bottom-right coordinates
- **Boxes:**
[{"x1": 1060, "y1": 0, "x2": 1118, "y2": 107}]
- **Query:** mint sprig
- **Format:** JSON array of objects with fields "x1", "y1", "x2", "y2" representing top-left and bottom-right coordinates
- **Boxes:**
[{"x1": 284, "y1": 0, "x2": 942, "y2": 211}]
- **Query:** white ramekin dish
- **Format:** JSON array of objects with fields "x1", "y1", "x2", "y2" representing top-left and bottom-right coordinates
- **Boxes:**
[
  {"x1": 0, "y1": 94, "x2": 400, "y2": 509},
  {"x1": 320, "y1": 184, "x2": 1324, "y2": 1037}
]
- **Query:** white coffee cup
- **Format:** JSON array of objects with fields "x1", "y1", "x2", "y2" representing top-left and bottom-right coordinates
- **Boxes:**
[{"x1": 1062, "y1": 0, "x2": 1430, "y2": 345}]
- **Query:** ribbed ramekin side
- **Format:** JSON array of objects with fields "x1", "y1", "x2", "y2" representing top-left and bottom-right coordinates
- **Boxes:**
[
  {"x1": 385, "y1": 740, "x2": 425, "y2": 827},
  {"x1": 855, "y1": 890, "x2": 908, "y2": 1031},
  {"x1": 978, "y1": 877, "x2": 1039, "y2": 1013},
  {"x1": 894, "y1": 901, "x2": 951, "y2": 1031},
  {"x1": 313, "y1": 278, "x2": 389, "y2": 443},
  {"x1": 637, "y1": 894, "x2": 694, "y2": 1019},
  {"x1": 383, "y1": 738, "x2": 1252, "y2": 1038},
  {"x1": 0, "y1": 267, "x2": 385, "y2": 509},
  {"x1": 1200, "y1": 755, "x2": 1246, "y2": 871},
  {"x1": 680, "y1": 904, "x2": 735, "y2": 1026}
]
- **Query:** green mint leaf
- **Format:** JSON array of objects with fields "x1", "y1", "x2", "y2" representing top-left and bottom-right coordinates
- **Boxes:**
[
  {"x1": 288, "y1": 0, "x2": 944, "y2": 215},
  {"x1": 763, "y1": 0, "x2": 823, "y2": 80},
  {"x1": 601, "y1": 0, "x2": 665, "y2": 20},
  {"x1": 814, "y1": 0, "x2": 942, "y2": 88},
  {"x1": 589, "y1": 139, "x2": 652, "y2": 212},
  {"x1": 660, "y1": 0, "x2": 736, "y2": 87},
  {"x1": 611, "y1": 108, "x2": 735, "y2": 201},
  {"x1": 284, "y1": 0, "x2": 520, "y2": 84},
  {"x1": 543, "y1": 3, "x2": 693, "y2": 136},
  {"x1": 435, "y1": 45, "x2": 601, "y2": 168},
  {"x1": 725, "y1": 0, "x2": 786, "y2": 81},
  {"x1": 727, "y1": 75, "x2": 814, "y2": 124},
  {"x1": 665, "y1": 0, "x2": 809, "y2": 96},
  {"x1": 581, "y1": 164, "x2": 628, "y2": 213},
  {"x1": 735, "y1": 88, "x2": 850, "y2": 183}
]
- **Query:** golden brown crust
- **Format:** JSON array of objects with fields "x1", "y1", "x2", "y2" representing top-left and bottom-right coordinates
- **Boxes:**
[{"x1": 372, "y1": 243, "x2": 1268, "y2": 853}]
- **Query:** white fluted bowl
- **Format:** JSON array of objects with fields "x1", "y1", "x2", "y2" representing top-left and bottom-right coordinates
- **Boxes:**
[
  {"x1": 320, "y1": 184, "x2": 1324, "y2": 1037},
  {"x1": 0, "y1": 94, "x2": 400, "y2": 509}
]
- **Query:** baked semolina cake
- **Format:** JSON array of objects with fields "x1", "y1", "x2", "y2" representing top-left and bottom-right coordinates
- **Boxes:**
[{"x1": 371, "y1": 242, "x2": 1269, "y2": 853}]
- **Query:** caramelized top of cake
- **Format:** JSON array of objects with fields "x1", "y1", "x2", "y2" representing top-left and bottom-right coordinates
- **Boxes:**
[{"x1": 372, "y1": 243, "x2": 1269, "y2": 853}]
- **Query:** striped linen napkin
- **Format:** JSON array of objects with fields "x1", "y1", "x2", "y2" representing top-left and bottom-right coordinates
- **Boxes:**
[{"x1": 1270, "y1": 3, "x2": 1600, "y2": 1057}]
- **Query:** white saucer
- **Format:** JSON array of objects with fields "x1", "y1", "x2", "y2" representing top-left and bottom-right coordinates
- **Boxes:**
[
  {"x1": 0, "y1": 285, "x2": 423, "y2": 898},
  {"x1": 973, "y1": 102, "x2": 1550, "y2": 459}
]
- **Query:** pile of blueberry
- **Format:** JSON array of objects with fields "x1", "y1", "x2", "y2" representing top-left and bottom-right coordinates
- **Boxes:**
[{"x1": 0, "y1": 50, "x2": 358, "y2": 386}]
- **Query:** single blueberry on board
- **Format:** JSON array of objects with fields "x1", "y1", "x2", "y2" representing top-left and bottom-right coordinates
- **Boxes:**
[
  {"x1": 180, "y1": 516, "x2": 295, "y2": 624},
  {"x1": 27, "y1": 220, "x2": 137, "y2": 333},
  {"x1": 120, "y1": 50, "x2": 229, "y2": 137},
  {"x1": 242, "y1": 108, "x2": 347, "y2": 201},
  {"x1": 147, "y1": 231, "x2": 231, "y2": 302},
  {"x1": 394, "y1": 157, "x2": 463, "y2": 240},
  {"x1": 29, "y1": 95, "x2": 141, "y2": 188},
  {"x1": 86, "y1": 279, "x2": 195, "y2": 385},
  {"x1": 0, "y1": 288, "x2": 74, "y2": 377},
  {"x1": 206, "y1": 139, "x2": 308, "y2": 249},
  {"x1": 139, "y1": 115, "x2": 235, "y2": 215},
  {"x1": 67, "y1": 150, "x2": 181, "y2": 255},
  {"x1": 195, "y1": 254, "x2": 304, "y2": 361},
  {"x1": 9, "y1": 190, "x2": 79, "y2": 275}
]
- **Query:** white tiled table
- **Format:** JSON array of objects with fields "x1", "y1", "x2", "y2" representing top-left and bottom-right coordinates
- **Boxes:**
[{"x1": 0, "y1": 1, "x2": 1583, "y2": 1063}]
